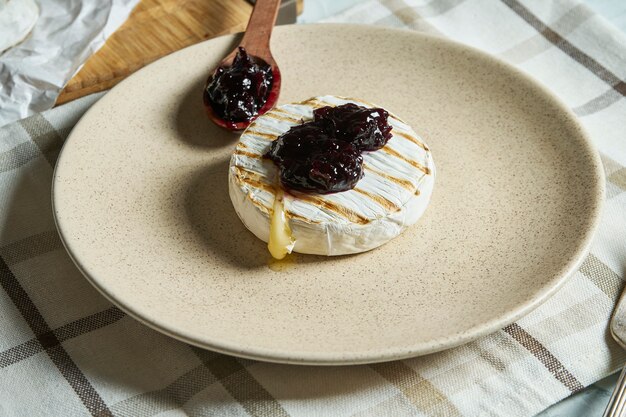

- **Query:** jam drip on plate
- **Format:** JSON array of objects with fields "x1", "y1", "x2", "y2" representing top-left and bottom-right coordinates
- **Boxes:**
[
  {"x1": 205, "y1": 47, "x2": 273, "y2": 123},
  {"x1": 265, "y1": 103, "x2": 393, "y2": 194}
]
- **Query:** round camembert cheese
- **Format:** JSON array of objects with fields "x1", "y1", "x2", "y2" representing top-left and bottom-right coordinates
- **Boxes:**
[{"x1": 228, "y1": 95, "x2": 435, "y2": 256}]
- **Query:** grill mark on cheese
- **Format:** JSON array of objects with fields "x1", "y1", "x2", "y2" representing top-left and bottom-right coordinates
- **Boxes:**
[
  {"x1": 250, "y1": 198, "x2": 271, "y2": 214},
  {"x1": 237, "y1": 142, "x2": 248, "y2": 149},
  {"x1": 239, "y1": 177, "x2": 275, "y2": 194},
  {"x1": 298, "y1": 99, "x2": 326, "y2": 109},
  {"x1": 247, "y1": 119, "x2": 260, "y2": 131},
  {"x1": 292, "y1": 194, "x2": 370, "y2": 225},
  {"x1": 245, "y1": 129, "x2": 278, "y2": 141},
  {"x1": 353, "y1": 188, "x2": 400, "y2": 212},
  {"x1": 392, "y1": 130, "x2": 429, "y2": 151},
  {"x1": 272, "y1": 108, "x2": 309, "y2": 121},
  {"x1": 248, "y1": 117, "x2": 292, "y2": 137},
  {"x1": 363, "y1": 164, "x2": 416, "y2": 191},
  {"x1": 234, "y1": 166, "x2": 272, "y2": 184},
  {"x1": 285, "y1": 209, "x2": 320, "y2": 224},
  {"x1": 265, "y1": 112, "x2": 302, "y2": 124},
  {"x1": 381, "y1": 146, "x2": 431, "y2": 175},
  {"x1": 234, "y1": 149, "x2": 263, "y2": 159},
  {"x1": 233, "y1": 167, "x2": 274, "y2": 214}
]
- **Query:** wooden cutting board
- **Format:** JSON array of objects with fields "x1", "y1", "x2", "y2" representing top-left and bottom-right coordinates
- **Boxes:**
[{"x1": 56, "y1": 0, "x2": 299, "y2": 106}]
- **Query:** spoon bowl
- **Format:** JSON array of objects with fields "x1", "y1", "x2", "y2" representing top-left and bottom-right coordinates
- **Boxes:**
[
  {"x1": 203, "y1": 54, "x2": 281, "y2": 131},
  {"x1": 203, "y1": 0, "x2": 282, "y2": 131}
]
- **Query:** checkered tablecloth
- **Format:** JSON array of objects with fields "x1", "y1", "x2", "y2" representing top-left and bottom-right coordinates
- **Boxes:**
[{"x1": 1, "y1": 0, "x2": 625, "y2": 416}]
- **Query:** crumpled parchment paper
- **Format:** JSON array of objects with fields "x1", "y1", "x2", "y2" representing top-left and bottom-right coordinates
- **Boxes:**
[{"x1": 0, "y1": 0, "x2": 140, "y2": 127}]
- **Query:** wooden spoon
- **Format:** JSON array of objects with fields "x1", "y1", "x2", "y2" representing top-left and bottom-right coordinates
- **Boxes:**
[{"x1": 203, "y1": 0, "x2": 282, "y2": 131}]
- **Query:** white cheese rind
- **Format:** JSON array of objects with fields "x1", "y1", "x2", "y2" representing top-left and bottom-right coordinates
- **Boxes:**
[{"x1": 228, "y1": 96, "x2": 435, "y2": 256}]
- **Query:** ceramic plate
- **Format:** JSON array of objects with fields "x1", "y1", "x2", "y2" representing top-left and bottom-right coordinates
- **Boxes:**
[{"x1": 53, "y1": 24, "x2": 604, "y2": 365}]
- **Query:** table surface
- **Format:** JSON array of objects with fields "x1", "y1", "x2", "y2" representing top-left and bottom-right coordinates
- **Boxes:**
[
  {"x1": 37, "y1": 0, "x2": 626, "y2": 415},
  {"x1": 297, "y1": 1, "x2": 626, "y2": 416},
  {"x1": 298, "y1": 0, "x2": 626, "y2": 32},
  {"x1": 52, "y1": 0, "x2": 625, "y2": 415}
]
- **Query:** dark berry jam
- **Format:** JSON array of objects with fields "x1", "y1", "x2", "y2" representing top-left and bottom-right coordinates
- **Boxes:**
[
  {"x1": 265, "y1": 103, "x2": 393, "y2": 194},
  {"x1": 313, "y1": 104, "x2": 392, "y2": 151},
  {"x1": 205, "y1": 47, "x2": 273, "y2": 123}
]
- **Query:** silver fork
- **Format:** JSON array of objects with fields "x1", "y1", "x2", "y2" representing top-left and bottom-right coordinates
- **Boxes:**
[{"x1": 603, "y1": 289, "x2": 626, "y2": 416}]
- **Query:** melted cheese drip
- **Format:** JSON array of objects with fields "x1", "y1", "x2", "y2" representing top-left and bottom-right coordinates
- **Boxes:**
[{"x1": 268, "y1": 189, "x2": 295, "y2": 259}]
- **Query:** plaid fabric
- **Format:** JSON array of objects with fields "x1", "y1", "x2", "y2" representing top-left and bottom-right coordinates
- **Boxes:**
[{"x1": 1, "y1": 0, "x2": 625, "y2": 416}]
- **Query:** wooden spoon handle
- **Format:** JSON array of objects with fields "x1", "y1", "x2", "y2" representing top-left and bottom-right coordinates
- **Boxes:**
[{"x1": 240, "y1": 0, "x2": 282, "y2": 56}]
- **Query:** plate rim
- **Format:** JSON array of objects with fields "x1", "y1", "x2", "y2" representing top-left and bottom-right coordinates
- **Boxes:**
[{"x1": 52, "y1": 23, "x2": 605, "y2": 365}]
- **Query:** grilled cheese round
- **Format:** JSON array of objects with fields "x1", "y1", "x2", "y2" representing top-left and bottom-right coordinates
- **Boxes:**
[{"x1": 228, "y1": 95, "x2": 435, "y2": 256}]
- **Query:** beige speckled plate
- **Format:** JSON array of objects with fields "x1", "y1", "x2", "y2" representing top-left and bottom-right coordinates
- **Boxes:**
[{"x1": 52, "y1": 24, "x2": 604, "y2": 365}]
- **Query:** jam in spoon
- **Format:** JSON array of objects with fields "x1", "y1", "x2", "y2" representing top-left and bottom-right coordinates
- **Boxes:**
[{"x1": 203, "y1": 0, "x2": 282, "y2": 131}]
